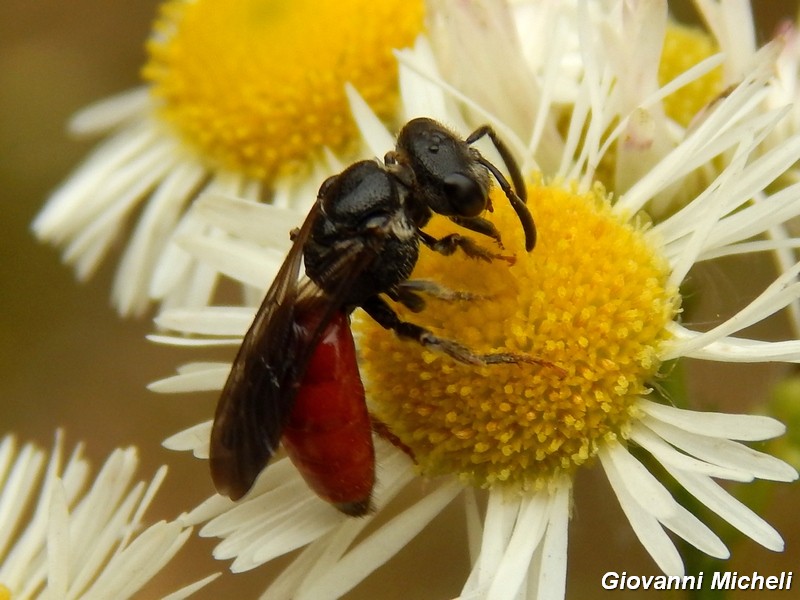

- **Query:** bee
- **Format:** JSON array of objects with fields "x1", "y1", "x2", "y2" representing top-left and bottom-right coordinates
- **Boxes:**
[{"x1": 210, "y1": 118, "x2": 536, "y2": 515}]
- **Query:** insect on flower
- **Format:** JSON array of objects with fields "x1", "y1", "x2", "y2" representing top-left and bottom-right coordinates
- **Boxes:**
[{"x1": 210, "y1": 118, "x2": 539, "y2": 515}]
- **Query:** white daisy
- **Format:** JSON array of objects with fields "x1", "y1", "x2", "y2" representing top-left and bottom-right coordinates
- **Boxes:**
[
  {"x1": 0, "y1": 431, "x2": 217, "y2": 599},
  {"x1": 32, "y1": 0, "x2": 425, "y2": 316},
  {"x1": 150, "y1": 2, "x2": 799, "y2": 599}
]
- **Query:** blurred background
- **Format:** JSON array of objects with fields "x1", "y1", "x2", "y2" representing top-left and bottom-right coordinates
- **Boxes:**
[{"x1": 1, "y1": 0, "x2": 798, "y2": 598}]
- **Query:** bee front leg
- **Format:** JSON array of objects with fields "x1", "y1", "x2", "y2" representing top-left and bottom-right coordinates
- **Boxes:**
[{"x1": 418, "y1": 230, "x2": 515, "y2": 264}]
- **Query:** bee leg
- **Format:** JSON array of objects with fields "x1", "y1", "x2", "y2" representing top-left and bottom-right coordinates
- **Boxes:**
[
  {"x1": 418, "y1": 230, "x2": 515, "y2": 264},
  {"x1": 362, "y1": 296, "x2": 541, "y2": 366},
  {"x1": 386, "y1": 286, "x2": 426, "y2": 313},
  {"x1": 370, "y1": 416, "x2": 416, "y2": 462},
  {"x1": 397, "y1": 280, "x2": 484, "y2": 302},
  {"x1": 447, "y1": 215, "x2": 504, "y2": 248}
]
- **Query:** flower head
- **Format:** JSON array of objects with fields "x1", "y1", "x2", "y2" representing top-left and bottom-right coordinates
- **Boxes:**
[
  {"x1": 33, "y1": 0, "x2": 424, "y2": 316},
  {"x1": 150, "y1": 1, "x2": 799, "y2": 598},
  {"x1": 0, "y1": 432, "x2": 216, "y2": 599}
]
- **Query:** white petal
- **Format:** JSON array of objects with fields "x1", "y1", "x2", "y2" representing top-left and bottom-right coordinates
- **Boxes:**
[
  {"x1": 599, "y1": 438, "x2": 677, "y2": 520},
  {"x1": 642, "y1": 418, "x2": 798, "y2": 482},
  {"x1": 45, "y1": 482, "x2": 70, "y2": 600},
  {"x1": 461, "y1": 492, "x2": 519, "y2": 596},
  {"x1": 397, "y1": 37, "x2": 450, "y2": 122},
  {"x1": 532, "y1": 479, "x2": 570, "y2": 600},
  {"x1": 599, "y1": 444, "x2": 684, "y2": 576},
  {"x1": 487, "y1": 493, "x2": 550, "y2": 600},
  {"x1": 68, "y1": 87, "x2": 150, "y2": 136},
  {"x1": 297, "y1": 479, "x2": 462, "y2": 600},
  {"x1": 113, "y1": 160, "x2": 206, "y2": 316},
  {"x1": 154, "y1": 307, "x2": 254, "y2": 337},
  {"x1": 345, "y1": 84, "x2": 395, "y2": 158},
  {"x1": 162, "y1": 422, "x2": 212, "y2": 458},
  {"x1": 177, "y1": 233, "x2": 283, "y2": 290},
  {"x1": 148, "y1": 365, "x2": 229, "y2": 394},
  {"x1": 666, "y1": 324, "x2": 800, "y2": 363},
  {"x1": 81, "y1": 522, "x2": 192, "y2": 599},
  {"x1": 192, "y1": 193, "x2": 302, "y2": 250},
  {"x1": 666, "y1": 467, "x2": 786, "y2": 551},
  {"x1": 630, "y1": 421, "x2": 752, "y2": 481},
  {"x1": 161, "y1": 572, "x2": 221, "y2": 600},
  {"x1": 638, "y1": 399, "x2": 787, "y2": 441}
]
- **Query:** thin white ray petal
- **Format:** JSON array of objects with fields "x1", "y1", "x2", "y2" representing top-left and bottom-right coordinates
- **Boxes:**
[
  {"x1": 229, "y1": 503, "x2": 339, "y2": 572},
  {"x1": 81, "y1": 522, "x2": 192, "y2": 599},
  {"x1": 278, "y1": 445, "x2": 415, "y2": 595},
  {"x1": 147, "y1": 334, "x2": 240, "y2": 347},
  {"x1": 694, "y1": 0, "x2": 756, "y2": 80},
  {"x1": 463, "y1": 489, "x2": 482, "y2": 566},
  {"x1": 113, "y1": 160, "x2": 206, "y2": 315},
  {"x1": 0, "y1": 444, "x2": 47, "y2": 582},
  {"x1": 45, "y1": 481, "x2": 70, "y2": 600},
  {"x1": 667, "y1": 261, "x2": 800, "y2": 357},
  {"x1": 154, "y1": 307, "x2": 254, "y2": 337},
  {"x1": 600, "y1": 439, "x2": 677, "y2": 520},
  {"x1": 630, "y1": 421, "x2": 752, "y2": 481},
  {"x1": 665, "y1": 322, "x2": 800, "y2": 362},
  {"x1": 148, "y1": 169, "x2": 249, "y2": 301},
  {"x1": 487, "y1": 492, "x2": 549, "y2": 600},
  {"x1": 599, "y1": 444, "x2": 684, "y2": 576},
  {"x1": 61, "y1": 139, "x2": 182, "y2": 268},
  {"x1": 117, "y1": 466, "x2": 169, "y2": 557},
  {"x1": 148, "y1": 365, "x2": 229, "y2": 394},
  {"x1": 619, "y1": 65, "x2": 770, "y2": 214},
  {"x1": 666, "y1": 139, "x2": 754, "y2": 288},
  {"x1": 192, "y1": 193, "x2": 303, "y2": 250},
  {"x1": 659, "y1": 504, "x2": 729, "y2": 559},
  {"x1": 162, "y1": 421, "x2": 212, "y2": 458},
  {"x1": 461, "y1": 493, "x2": 519, "y2": 597},
  {"x1": 177, "y1": 233, "x2": 283, "y2": 289},
  {"x1": 665, "y1": 467, "x2": 786, "y2": 551},
  {"x1": 698, "y1": 237, "x2": 800, "y2": 261},
  {"x1": 391, "y1": 42, "x2": 529, "y2": 162},
  {"x1": 345, "y1": 83, "x2": 395, "y2": 158},
  {"x1": 33, "y1": 123, "x2": 164, "y2": 239},
  {"x1": 260, "y1": 528, "x2": 354, "y2": 600},
  {"x1": 398, "y1": 36, "x2": 449, "y2": 122},
  {"x1": 638, "y1": 399, "x2": 787, "y2": 441},
  {"x1": 68, "y1": 87, "x2": 151, "y2": 136},
  {"x1": 161, "y1": 573, "x2": 221, "y2": 600},
  {"x1": 297, "y1": 479, "x2": 462, "y2": 600},
  {"x1": 642, "y1": 419, "x2": 798, "y2": 482},
  {"x1": 529, "y1": 478, "x2": 570, "y2": 600}
]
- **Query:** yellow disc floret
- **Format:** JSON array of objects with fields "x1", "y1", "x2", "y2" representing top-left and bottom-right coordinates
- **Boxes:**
[
  {"x1": 356, "y1": 179, "x2": 678, "y2": 491},
  {"x1": 143, "y1": 0, "x2": 424, "y2": 180},
  {"x1": 660, "y1": 23, "x2": 723, "y2": 127}
]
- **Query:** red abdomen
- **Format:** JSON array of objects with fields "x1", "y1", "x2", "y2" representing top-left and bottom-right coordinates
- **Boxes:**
[{"x1": 282, "y1": 310, "x2": 375, "y2": 516}]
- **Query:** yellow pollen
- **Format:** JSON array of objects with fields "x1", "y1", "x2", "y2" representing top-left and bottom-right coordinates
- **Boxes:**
[
  {"x1": 356, "y1": 179, "x2": 678, "y2": 491},
  {"x1": 143, "y1": 0, "x2": 424, "y2": 180},
  {"x1": 659, "y1": 23, "x2": 723, "y2": 127}
]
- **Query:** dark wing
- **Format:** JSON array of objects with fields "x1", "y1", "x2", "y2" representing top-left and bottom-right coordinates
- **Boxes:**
[{"x1": 209, "y1": 202, "x2": 380, "y2": 500}]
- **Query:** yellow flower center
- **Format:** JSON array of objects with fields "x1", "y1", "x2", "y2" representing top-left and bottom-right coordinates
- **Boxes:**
[
  {"x1": 356, "y1": 180, "x2": 678, "y2": 491},
  {"x1": 143, "y1": 0, "x2": 424, "y2": 180},
  {"x1": 660, "y1": 23, "x2": 723, "y2": 127},
  {"x1": 0, "y1": 584, "x2": 10, "y2": 600}
]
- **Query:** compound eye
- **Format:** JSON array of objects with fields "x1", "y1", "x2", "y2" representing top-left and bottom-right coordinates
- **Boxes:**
[{"x1": 443, "y1": 172, "x2": 485, "y2": 217}]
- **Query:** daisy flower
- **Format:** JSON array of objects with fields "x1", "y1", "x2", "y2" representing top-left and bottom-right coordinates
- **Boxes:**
[
  {"x1": 150, "y1": 1, "x2": 798, "y2": 598},
  {"x1": 0, "y1": 431, "x2": 217, "y2": 599},
  {"x1": 32, "y1": 0, "x2": 424, "y2": 316}
]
